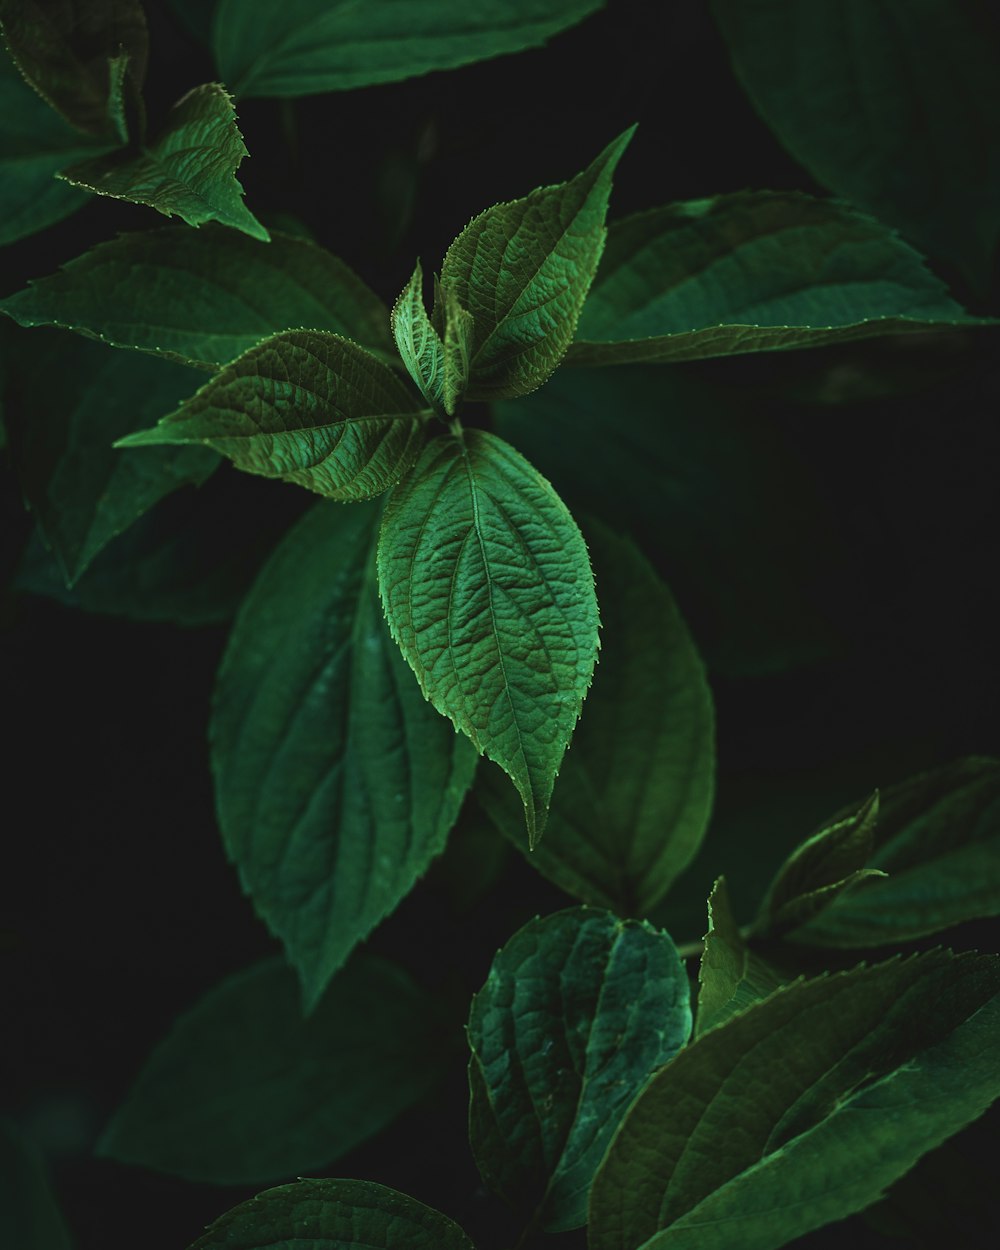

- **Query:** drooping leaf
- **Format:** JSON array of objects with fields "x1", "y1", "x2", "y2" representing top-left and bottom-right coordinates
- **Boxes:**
[
  {"x1": 212, "y1": 500, "x2": 477, "y2": 1010},
  {"x1": 478, "y1": 522, "x2": 714, "y2": 914},
  {"x1": 99, "y1": 953, "x2": 451, "y2": 1184},
  {"x1": 0, "y1": 0, "x2": 147, "y2": 138},
  {"x1": 0, "y1": 1119, "x2": 72, "y2": 1250},
  {"x1": 440, "y1": 128, "x2": 633, "y2": 400},
  {"x1": 0, "y1": 226, "x2": 393, "y2": 369},
  {"x1": 569, "y1": 192, "x2": 996, "y2": 367},
  {"x1": 789, "y1": 757, "x2": 1000, "y2": 947},
  {"x1": 710, "y1": 0, "x2": 1000, "y2": 288},
  {"x1": 468, "y1": 907, "x2": 691, "y2": 1232},
  {"x1": 695, "y1": 877, "x2": 784, "y2": 1037},
  {"x1": 213, "y1": 0, "x2": 604, "y2": 98},
  {"x1": 590, "y1": 950, "x2": 1000, "y2": 1250},
  {"x1": 59, "y1": 83, "x2": 269, "y2": 240},
  {"x1": 116, "y1": 330, "x2": 428, "y2": 500},
  {"x1": 4, "y1": 329, "x2": 217, "y2": 583},
  {"x1": 377, "y1": 429, "x2": 599, "y2": 847},
  {"x1": 391, "y1": 262, "x2": 446, "y2": 412}
]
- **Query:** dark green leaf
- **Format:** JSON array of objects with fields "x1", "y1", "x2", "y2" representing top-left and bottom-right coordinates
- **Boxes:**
[
  {"x1": 590, "y1": 950, "x2": 1000, "y2": 1250},
  {"x1": 213, "y1": 0, "x2": 604, "y2": 98},
  {"x1": 0, "y1": 1119, "x2": 72, "y2": 1250},
  {"x1": 790, "y1": 757, "x2": 1000, "y2": 947},
  {"x1": 0, "y1": 226, "x2": 393, "y2": 369},
  {"x1": 0, "y1": 0, "x2": 147, "y2": 138},
  {"x1": 59, "y1": 83, "x2": 269, "y2": 240},
  {"x1": 440, "y1": 128, "x2": 633, "y2": 400},
  {"x1": 695, "y1": 877, "x2": 784, "y2": 1037},
  {"x1": 213, "y1": 500, "x2": 477, "y2": 1010},
  {"x1": 391, "y1": 261, "x2": 446, "y2": 412},
  {"x1": 99, "y1": 953, "x2": 450, "y2": 1184},
  {"x1": 468, "y1": 907, "x2": 690, "y2": 1232},
  {"x1": 711, "y1": 0, "x2": 1000, "y2": 288},
  {"x1": 478, "y1": 522, "x2": 714, "y2": 914},
  {"x1": 569, "y1": 192, "x2": 995, "y2": 367},
  {"x1": 4, "y1": 330, "x2": 217, "y2": 583},
  {"x1": 188, "y1": 1178, "x2": 475, "y2": 1250},
  {"x1": 377, "y1": 430, "x2": 599, "y2": 847},
  {"x1": 117, "y1": 330, "x2": 427, "y2": 500}
]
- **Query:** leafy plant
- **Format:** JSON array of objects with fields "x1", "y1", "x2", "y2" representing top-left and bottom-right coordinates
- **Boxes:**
[{"x1": 3, "y1": 2, "x2": 999, "y2": 1249}]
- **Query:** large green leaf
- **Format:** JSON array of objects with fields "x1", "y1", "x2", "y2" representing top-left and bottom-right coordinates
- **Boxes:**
[
  {"x1": 468, "y1": 907, "x2": 691, "y2": 1232},
  {"x1": 0, "y1": 227, "x2": 393, "y2": 369},
  {"x1": 0, "y1": 1119, "x2": 71, "y2": 1250},
  {"x1": 189, "y1": 1178, "x2": 475, "y2": 1250},
  {"x1": 212, "y1": 500, "x2": 477, "y2": 1010},
  {"x1": 478, "y1": 522, "x2": 714, "y2": 914},
  {"x1": 4, "y1": 329, "x2": 217, "y2": 583},
  {"x1": 213, "y1": 0, "x2": 604, "y2": 98},
  {"x1": 695, "y1": 877, "x2": 784, "y2": 1038},
  {"x1": 117, "y1": 330, "x2": 427, "y2": 500},
  {"x1": 569, "y1": 192, "x2": 995, "y2": 367},
  {"x1": 711, "y1": 0, "x2": 1000, "y2": 288},
  {"x1": 59, "y1": 83, "x2": 268, "y2": 240},
  {"x1": 99, "y1": 953, "x2": 450, "y2": 1183},
  {"x1": 440, "y1": 129, "x2": 632, "y2": 400},
  {"x1": 789, "y1": 757, "x2": 1000, "y2": 947},
  {"x1": 377, "y1": 429, "x2": 599, "y2": 847},
  {"x1": 0, "y1": 0, "x2": 147, "y2": 138},
  {"x1": 590, "y1": 950, "x2": 1000, "y2": 1250}
]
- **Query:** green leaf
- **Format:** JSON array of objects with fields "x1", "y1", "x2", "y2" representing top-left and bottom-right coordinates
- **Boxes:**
[
  {"x1": 710, "y1": 0, "x2": 1000, "y2": 289},
  {"x1": 569, "y1": 192, "x2": 996, "y2": 367},
  {"x1": 4, "y1": 330, "x2": 217, "y2": 583},
  {"x1": 695, "y1": 877, "x2": 784, "y2": 1037},
  {"x1": 0, "y1": 1119, "x2": 72, "y2": 1250},
  {"x1": 59, "y1": 83, "x2": 269, "y2": 240},
  {"x1": 789, "y1": 757, "x2": 1000, "y2": 948},
  {"x1": 440, "y1": 128, "x2": 633, "y2": 401},
  {"x1": 116, "y1": 330, "x2": 428, "y2": 500},
  {"x1": 0, "y1": 226, "x2": 393, "y2": 369},
  {"x1": 99, "y1": 952, "x2": 451, "y2": 1184},
  {"x1": 391, "y1": 261, "x2": 446, "y2": 412},
  {"x1": 478, "y1": 521, "x2": 714, "y2": 914},
  {"x1": 377, "y1": 429, "x2": 599, "y2": 847},
  {"x1": 188, "y1": 1178, "x2": 475, "y2": 1250},
  {"x1": 590, "y1": 950, "x2": 1000, "y2": 1250},
  {"x1": 468, "y1": 907, "x2": 691, "y2": 1232},
  {"x1": 213, "y1": 0, "x2": 604, "y2": 98},
  {"x1": 0, "y1": 0, "x2": 148, "y2": 138},
  {"x1": 441, "y1": 284, "x2": 473, "y2": 415},
  {"x1": 212, "y1": 500, "x2": 477, "y2": 1010}
]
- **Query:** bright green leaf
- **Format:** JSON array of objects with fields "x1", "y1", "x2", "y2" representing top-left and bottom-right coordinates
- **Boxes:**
[
  {"x1": 440, "y1": 128, "x2": 633, "y2": 400},
  {"x1": 99, "y1": 953, "x2": 451, "y2": 1184},
  {"x1": 4, "y1": 329, "x2": 217, "y2": 584},
  {"x1": 213, "y1": 0, "x2": 604, "y2": 98},
  {"x1": 468, "y1": 907, "x2": 691, "y2": 1232},
  {"x1": 789, "y1": 757, "x2": 1000, "y2": 947},
  {"x1": 0, "y1": 226, "x2": 393, "y2": 369},
  {"x1": 478, "y1": 522, "x2": 714, "y2": 914},
  {"x1": 212, "y1": 500, "x2": 477, "y2": 1010},
  {"x1": 377, "y1": 429, "x2": 599, "y2": 847},
  {"x1": 696, "y1": 877, "x2": 783, "y2": 1037},
  {"x1": 711, "y1": 0, "x2": 1000, "y2": 288},
  {"x1": 441, "y1": 284, "x2": 473, "y2": 414},
  {"x1": 569, "y1": 192, "x2": 996, "y2": 366},
  {"x1": 0, "y1": 1119, "x2": 72, "y2": 1250},
  {"x1": 116, "y1": 330, "x2": 428, "y2": 500},
  {"x1": 59, "y1": 83, "x2": 269, "y2": 240},
  {"x1": 392, "y1": 262, "x2": 446, "y2": 412},
  {"x1": 590, "y1": 950, "x2": 1000, "y2": 1250}
]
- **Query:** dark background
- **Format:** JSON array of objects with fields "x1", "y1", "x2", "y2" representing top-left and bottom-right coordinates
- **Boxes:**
[{"x1": 2, "y1": 1, "x2": 999, "y2": 1246}]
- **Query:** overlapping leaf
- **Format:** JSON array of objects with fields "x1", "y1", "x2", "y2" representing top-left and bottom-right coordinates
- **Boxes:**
[
  {"x1": 569, "y1": 192, "x2": 995, "y2": 366},
  {"x1": 0, "y1": 1119, "x2": 71, "y2": 1250},
  {"x1": 468, "y1": 907, "x2": 691, "y2": 1231},
  {"x1": 117, "y1": 330, "x2": 427, "y2": 500},
  {"x1": 440, "y1": 128, "x2": 633, "y2": 400},
  {"x1": 213, "y1": 0, "x2": 604, "y2": 98},
  {"x1": 212, "y1": 501, "x2": 477, "y2": 1010},
  {"x1": 0, "y1": 227, "x2": 393, "y2": 368},
  {"x1": 377, "y1": 429, "x2": 599, "y2": 846},
  {"x1": 590, "y1": 950, "x2": 1000, "y2": 1250},
  {"x1": 478, "y1": 522, "x2": 714, "y2": 913},
  {"x1": 696, "y1": 877, "x2": 783, "y2": 1037}
]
